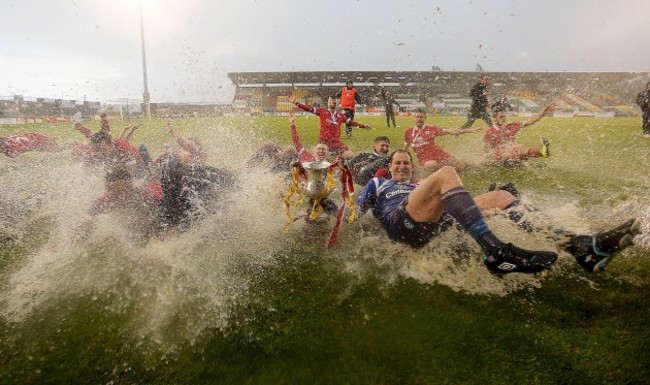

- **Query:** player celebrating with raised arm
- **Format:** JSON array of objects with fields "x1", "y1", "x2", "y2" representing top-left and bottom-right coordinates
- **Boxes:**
[
  {"x1": 289, "y1": 112, "x2": 330, "y2": 162},
  {"x1": 403, "y1": 108, "x2": 479, "y2": 172},
  {"x1": 289, "y1": 95, "x2": 371, "y2": 159},
  {"x1": 483, "y1": 103, "x2": 554, "y2": 165}
]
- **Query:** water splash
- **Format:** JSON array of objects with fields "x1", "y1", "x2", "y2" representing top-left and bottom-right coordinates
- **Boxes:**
[{"x1": 1, "y1": 122, "x2": 648, "y2": 348}]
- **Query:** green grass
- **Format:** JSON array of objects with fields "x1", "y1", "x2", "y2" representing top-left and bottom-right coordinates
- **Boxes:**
[{"x1": 1, "y1": 115, "x2": 649, "y2": 384}]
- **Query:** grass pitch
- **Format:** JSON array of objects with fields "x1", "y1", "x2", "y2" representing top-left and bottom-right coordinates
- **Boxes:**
[{"x1": 1, "y1": 114, "x2": 649, "y2": 384}]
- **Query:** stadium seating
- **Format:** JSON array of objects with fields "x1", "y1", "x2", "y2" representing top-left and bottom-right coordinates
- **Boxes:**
[
  {"x1": 226, "y1": 71, "x2": 646, "y2": 117},
  {"x1": 3, "y1": 71, "x2": 646, "y2": 120}
]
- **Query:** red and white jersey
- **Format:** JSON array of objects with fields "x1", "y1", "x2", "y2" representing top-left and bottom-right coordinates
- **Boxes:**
[
  {"x1": 295, "y1": 102, "x2": 357, "y2": 154},
  {"x1": 483, "y1": 122, "x2": 524, "y2": 149},
  {"x1": 404, "y1": 125, "x2": 450, "y2": 164},
  {"x1": 1, "y1": 133, "x2": 58, "y2": 156}
]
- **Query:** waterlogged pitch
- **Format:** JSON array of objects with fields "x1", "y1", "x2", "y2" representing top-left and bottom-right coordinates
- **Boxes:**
[{"x1": 1, "y1": 115, "x2": 649, "y2": 384}]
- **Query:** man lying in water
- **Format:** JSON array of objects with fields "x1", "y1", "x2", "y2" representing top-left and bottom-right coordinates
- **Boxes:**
[{"x1": 355, "y1": 150, "x2": 641, "y2": 275}]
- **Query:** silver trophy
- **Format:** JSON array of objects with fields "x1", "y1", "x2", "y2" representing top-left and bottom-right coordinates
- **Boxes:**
[{"x1": 301, "y1": 161, "x2": 332, "y2": 198}]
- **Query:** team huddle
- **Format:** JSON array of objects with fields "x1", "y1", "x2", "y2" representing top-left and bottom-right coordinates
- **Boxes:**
[{"x1": 0, "y1": 76, "x2": 645, "y2": 278}]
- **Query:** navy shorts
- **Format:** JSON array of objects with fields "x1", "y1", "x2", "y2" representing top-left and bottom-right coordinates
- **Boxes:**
[{"x1": 383, "y1": 198, "x2": 454, "y2": 249}]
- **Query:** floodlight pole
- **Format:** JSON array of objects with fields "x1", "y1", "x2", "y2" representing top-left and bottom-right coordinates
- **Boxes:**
[{"x1": 139, "y1": 1, "x2": 151, "y2": 120}]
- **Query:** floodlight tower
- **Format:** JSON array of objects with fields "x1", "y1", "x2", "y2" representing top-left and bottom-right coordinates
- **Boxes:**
[{"x1": 139, "y1": 0, "x2": 151, "y2": 119}]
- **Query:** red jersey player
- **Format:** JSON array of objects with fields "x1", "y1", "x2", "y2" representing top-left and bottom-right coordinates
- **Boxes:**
[
  {"x1": 1, "y1": 133, "x2": 59, "y2": 158},
  {"x1": 403, "y1": 108, "x2": 478, "y2": 172},
  {"x1": 483, "y1": 104, "x2": 554, "y2": 164},
  {"x1": 290, "y1": 95, "x2": 371, "y2": 159},
  {"x1": 289, "y1": 112, "x2": 330, "y2": 162}
]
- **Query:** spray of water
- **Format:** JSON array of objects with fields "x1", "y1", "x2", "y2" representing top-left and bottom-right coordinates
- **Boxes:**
[{"x1": 1, "y1": 121, "x2": 648, "y2": 348}]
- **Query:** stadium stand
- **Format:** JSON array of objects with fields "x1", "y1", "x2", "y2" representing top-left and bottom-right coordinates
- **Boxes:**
[
  {"x1": 228, "y1": 71, "x2": 648, "y2": 117},
  {"x1": 2, "y1": 71, "x2": 647, "y2": 123}
]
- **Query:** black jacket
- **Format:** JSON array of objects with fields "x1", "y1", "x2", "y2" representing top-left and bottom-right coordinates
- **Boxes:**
[
  {"x1": 470, "y1": 82, "x2": 490, "y2": 109},
  {"x1": 636, "y1": 90, "x2": 650, "y2": 113}
]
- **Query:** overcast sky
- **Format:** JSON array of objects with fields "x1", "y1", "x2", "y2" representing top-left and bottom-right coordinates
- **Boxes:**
[{"x1": 2, "y1": 0, "x2": 649, "y2": 103}]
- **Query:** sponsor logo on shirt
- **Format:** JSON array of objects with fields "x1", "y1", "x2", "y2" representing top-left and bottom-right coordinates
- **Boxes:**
[{"x1": 385, "y1": 189, "x2": 411, "y2": 199}]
